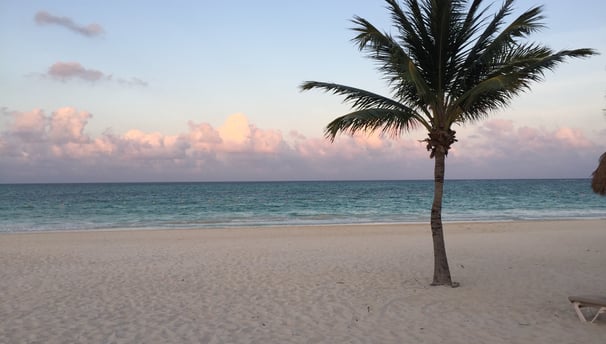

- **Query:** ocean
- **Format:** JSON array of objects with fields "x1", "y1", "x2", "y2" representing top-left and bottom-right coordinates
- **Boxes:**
[{"x1": 0, "y1": 179, "x2": 604, "y2": 233}]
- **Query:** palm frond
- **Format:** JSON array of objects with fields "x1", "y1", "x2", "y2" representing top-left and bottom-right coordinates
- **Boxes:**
[
  {"x1": 451, "y1": 0, "x2": 487, "y2": 63},
  {"x1": 351, "y1": 15, "x2": 437, "y2": 108},
  {"x1": 387, "y1": 0, "x2": 430, "y2": 65},
  {"x1": 452, "y1": 46, "x2": 597, "y2": 122},
  {"x1": 325, "y1": 108, "x2": 428, "y2": 141},
  {"x1": 456, "y1": 4, "x2": 546, "y2": 94},
  {"x1": 300, "y1": 81, "x2": 412, "y2": 111},
  {"x1": 517, "y1": 48, "x2": 597, "y2": 76},
  {"x1": 479, "y1": 5, "x2": 546, "y2": 63},
  {"x1": 462, "y1": 0, "x2": 514, "y2": 65}
]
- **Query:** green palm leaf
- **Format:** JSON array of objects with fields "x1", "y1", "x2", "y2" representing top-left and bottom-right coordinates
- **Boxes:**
[{"x1": 325, "y1": 108, "x2": 425, "y2": 141}]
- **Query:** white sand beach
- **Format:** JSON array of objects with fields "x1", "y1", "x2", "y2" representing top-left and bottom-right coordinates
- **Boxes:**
[{"x1": 1, "y1": 220, "x2": 605, "y2": 343}]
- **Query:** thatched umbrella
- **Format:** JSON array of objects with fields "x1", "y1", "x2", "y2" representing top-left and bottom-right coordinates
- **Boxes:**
[{"x1": 591, "y1": 152, "x2": 606, "y2": 195}]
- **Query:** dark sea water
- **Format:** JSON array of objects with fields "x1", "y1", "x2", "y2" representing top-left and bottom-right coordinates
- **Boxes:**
[{"x1": 0, "y1": 179, "x2": 604, "y2": 232}]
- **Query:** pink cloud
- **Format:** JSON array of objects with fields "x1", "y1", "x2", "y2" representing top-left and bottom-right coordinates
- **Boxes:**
[
  {"x1": 48, "y1": 107, "x2": 92, "y2": 143},
  {"x1": 0, "y1": 109, "x2": 602, "y2": 183},
  {"x1": 450, "y1": 119, "x2": 602, "y2": 178},
  {"x1": 250, "y1": 127, "x2": 285, "y2": 154},
  {"x1": 463, "y1": 119, "x2": 596, "y2": 154},
  {"x1": 554, "y1": 127, "x2": 594, "y2": 148},
  {"x1": 218, "y1": 113, "x2": 252, "y2": 151},
  {"x1": 480, "y1": 118, "x2": 515, "y2": 134},
  {"x1": 7, "y1": 108, "x2": 46, "y2": 137},
  {"x1": 219, "y1": 114, "x2": 288, "y2": 154},
  {"x1": 35, "y1": 11, "x2": 104, "y2": 37},
  {"x1": 186, "y1": 121, "x2": 222, "y2": 153},
  {"x1": 48, "y1": 62, "x2": 104, "y2": 82},
  {"x1": 37, "y1": 61, "x2": 148, "y2": 87}
]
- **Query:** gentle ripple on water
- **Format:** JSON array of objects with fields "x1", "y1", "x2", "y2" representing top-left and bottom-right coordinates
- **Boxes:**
[{"x1": 0, "y1": 179, "x2": 604, "y2": 232}]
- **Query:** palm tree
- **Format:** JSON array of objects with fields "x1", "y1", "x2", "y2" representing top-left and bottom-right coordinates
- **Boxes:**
[{"x1": 301, "y1": 0, "x2": 597, "y2": 286}]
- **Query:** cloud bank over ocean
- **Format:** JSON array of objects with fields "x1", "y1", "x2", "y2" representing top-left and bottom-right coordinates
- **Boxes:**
[{"x1": 1, "y1": 107, "x2": 602, "y2": 183}]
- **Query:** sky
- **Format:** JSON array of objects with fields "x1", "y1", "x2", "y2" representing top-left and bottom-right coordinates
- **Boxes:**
[{"x1": 1, "y1": 0, "x2": 605, "y2": 183}]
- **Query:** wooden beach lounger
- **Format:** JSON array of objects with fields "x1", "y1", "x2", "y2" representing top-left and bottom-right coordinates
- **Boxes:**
[{"x1": 568, "y1": 295, "x2": 606, "y2": 323}]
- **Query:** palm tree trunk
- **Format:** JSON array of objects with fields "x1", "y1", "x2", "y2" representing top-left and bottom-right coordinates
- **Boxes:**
[{"x1": 430, "y1": 149, "x2": 454, "y2": 286}]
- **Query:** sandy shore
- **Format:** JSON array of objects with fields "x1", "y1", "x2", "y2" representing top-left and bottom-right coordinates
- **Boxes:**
[{"x1": 1, "y1": 220, "x2": 605, "y2": 343}]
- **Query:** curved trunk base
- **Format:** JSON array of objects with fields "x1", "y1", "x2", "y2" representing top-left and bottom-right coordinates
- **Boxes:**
[
  {"x1": 431, "y1": 281, "x2": 460, "y2": 288},
  {"x1": 430, "y1": 225, "x2": 457, "y2": 287},
  {"x1": 429, "y1": 146, "x2": 455, "y2": 287}
]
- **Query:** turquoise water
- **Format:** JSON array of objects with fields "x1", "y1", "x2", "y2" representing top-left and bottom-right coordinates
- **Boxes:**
[{"x1": 0, "y1": 179, "x2": 604, "y2": 232}]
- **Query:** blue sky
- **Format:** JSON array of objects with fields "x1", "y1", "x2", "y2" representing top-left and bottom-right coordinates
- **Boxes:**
[{"x1": 1, "y1": 1, "x2": 605, "y2": 182}]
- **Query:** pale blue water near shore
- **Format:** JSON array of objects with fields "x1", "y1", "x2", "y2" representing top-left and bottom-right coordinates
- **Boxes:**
[{"x1": 0, "y1": 179, "x2": 604, "y2": 233}]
